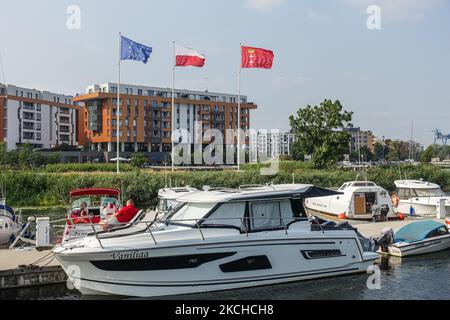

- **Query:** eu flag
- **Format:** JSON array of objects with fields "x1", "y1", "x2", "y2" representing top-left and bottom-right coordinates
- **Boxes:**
[{"x1": 120, "y1": 36, "x2": 152, "y2": 64}]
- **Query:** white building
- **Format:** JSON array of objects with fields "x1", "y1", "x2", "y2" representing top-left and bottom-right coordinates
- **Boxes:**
[
  {"x1": 0, "y1": 83, "x2": 79, "y2": 150},
  {"x1": 249, "y1": 130, "x2": 295, "y2": 162}
]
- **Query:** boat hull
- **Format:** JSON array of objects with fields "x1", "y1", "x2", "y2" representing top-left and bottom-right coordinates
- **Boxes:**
[
  {"x1": 379, "y1": 235, "x2": 450, "y2": 257},
  {"x1": 55, "y1": 232, "x2": 378, "y2": 298},
  {"x1": 397, "y1": 200, "x2": 450, "y2": 217}
]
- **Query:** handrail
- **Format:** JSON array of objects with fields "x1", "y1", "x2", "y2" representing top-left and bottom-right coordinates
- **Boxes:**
[
  {"x1": 52, "y1": 216, "x2": 316, "y2": 245},
  {"x1": 146, "y1": 222, "x2": 157, "y2": 245},
  {"x1": 195, "y1": 219, "x2": 205, "y2": 240},
  {"x1": 89, "y1": 218, "x2": 104, "y2": 249}
]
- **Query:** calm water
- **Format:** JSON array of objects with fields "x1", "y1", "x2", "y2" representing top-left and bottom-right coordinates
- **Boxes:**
[{"x1": 1, "y1": 251, "x2": 449, "y2": 300}]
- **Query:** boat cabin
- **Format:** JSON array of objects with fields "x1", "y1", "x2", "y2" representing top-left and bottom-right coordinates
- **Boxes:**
[
  {"x1": 394, "y1": 180, "x2": 445, "y2": 199},
  {"x1": 167, "y1": 184, "x2": 340, "y2": 233}
]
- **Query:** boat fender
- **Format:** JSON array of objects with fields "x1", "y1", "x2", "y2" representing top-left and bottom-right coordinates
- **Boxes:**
[{"x1": 445, "y1": 217, "x2": 450, "y2": 230}]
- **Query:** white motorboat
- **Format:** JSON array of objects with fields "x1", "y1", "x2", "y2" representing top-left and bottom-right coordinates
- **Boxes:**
[
  {"x1": 63, "y1": 188, "x2": 124, "y2": 243},
  {"x1": 393, "y1": 180, "x2": 450, "y2": 217},
  {"x1": 305, "y1": 181, "x2": 397, "y2": 221},
  {"x1": 54, "y1": 184, "x2": 378, "y2": 297},
  {"x1": 377, "y1": 220, "x2": 450, "y2": 257},
  {"x1": 0, "y1": 199, "x2": 21, "y2": 246}
]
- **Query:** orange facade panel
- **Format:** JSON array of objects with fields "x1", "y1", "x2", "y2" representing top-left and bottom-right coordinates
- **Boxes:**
[{"x1": 76, "y1": 92, "x2": 257, "y2": 146}]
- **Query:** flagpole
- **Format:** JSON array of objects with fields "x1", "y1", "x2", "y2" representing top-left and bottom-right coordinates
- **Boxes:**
[
  {"x1": 117, "y1": 32, "x2": 121, "y2": 174},
  {"x1": 171, "y1": 41, "x2": 175, "y2": 173},
  {"x1": 237, "y1": 43, "x2": 242, "y2": 171}
]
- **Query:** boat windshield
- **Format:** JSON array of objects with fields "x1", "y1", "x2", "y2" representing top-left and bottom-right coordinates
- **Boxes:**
[
  {"x1": 158, "y1": 198, "x2": 181, "y2": 213},
  {"x1": 414, "y1": 188, "x2": 445, "y2": 197},
  {"x1": 71, "y1": 196, "x2": 121, "y2": 209},
  {"x1": 167, "y1": 202, "x2": 217, "y2": 226}
]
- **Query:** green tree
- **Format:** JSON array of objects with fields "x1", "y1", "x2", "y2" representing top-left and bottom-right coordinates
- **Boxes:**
[
  {"x1": 130, "y1": 153, "x2": 147, "y2": 168},
  {"x1": 374, "y1": 142, "x2": 389, "y2": 161},
  {"x1": 421, "y1": 145, "x2": 434, "y2": 163},
  {"x1": 289, "y1": 99, "x2": 353, "y2": 169}
]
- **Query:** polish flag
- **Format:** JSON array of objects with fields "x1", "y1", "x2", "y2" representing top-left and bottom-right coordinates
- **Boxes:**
[{"x1": 175, "y1": 45, "x2": 206, "y2": 67}]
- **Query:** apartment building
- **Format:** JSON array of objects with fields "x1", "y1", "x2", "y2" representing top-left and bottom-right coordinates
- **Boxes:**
[
  {"x1": 344, "y1": 124, "x2": 375, "y2": 154},
  {"x1": 249, "y1": 130, "x2": 295, "y2": 162},
  {"x1": 75, "y1": 83, "x2": 257, "y2": 156},
  {"x1": 0, "y1": 83, "x2": 80, "y2": 149}
]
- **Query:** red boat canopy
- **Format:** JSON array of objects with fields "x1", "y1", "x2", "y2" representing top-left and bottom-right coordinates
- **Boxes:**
[{"x1": 70, "y1": 188, "x2": 120, "y2": 198}]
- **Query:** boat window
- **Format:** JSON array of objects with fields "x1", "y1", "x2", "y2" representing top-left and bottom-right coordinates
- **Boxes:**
[
  {"x1": 339, "y1": 184, "x2": 348, "y2": 191},
  {"x1": 426, "y1": 226, "x2": 449, "y2": 238},
  {"x1": 397, "y1": 188, "x2": 412, "y2": 200},
  {"x1": 413, "y1": 188, "x2": 445, "y2": 197},
  {"x1": 353, "y1": 182, "x2": 375, "y2": 187},
  {"x1": 5, "y1": 223, "x2": 8, "y2": 229},
  {"x1": 169, "y1": 202, "x2": 217, "y2": 226},
  {"x1": 291, "y1": 198, "x2": 307, "y2": 218},
  {"x1": 250, "y1": 200, "x2": 294, "y2": 230},
  {"x1": 203, "y1": 202, "x2": 246, "y2": 229},
  {"x1": 158, "y1": 199, "x2": 181, "y2": 213}
]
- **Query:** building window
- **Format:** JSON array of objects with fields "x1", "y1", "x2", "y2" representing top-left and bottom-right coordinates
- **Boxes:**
[
  {"x1": 36, "y1": 133, "x2": 41, "y2": 141},
  {"x1": 23, "y1": 132, "x2": 35, "y2": 140}
]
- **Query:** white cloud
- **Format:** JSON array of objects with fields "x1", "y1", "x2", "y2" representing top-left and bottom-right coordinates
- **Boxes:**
[
  {"x1": 245, "y1": 0, "x2": 283, "y2": 12},
  {"x1": 342, "y1": 0, "x2": 444, "y2": 22}
]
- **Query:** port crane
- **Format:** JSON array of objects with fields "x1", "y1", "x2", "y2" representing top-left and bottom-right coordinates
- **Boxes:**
[{"x1": 432, "y1": 129, "x2": 450, "y2": 145}]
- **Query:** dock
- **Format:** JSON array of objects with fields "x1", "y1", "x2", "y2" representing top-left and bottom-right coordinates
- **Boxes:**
[{"x1": 0, "y1": 248, "x2": 66, "y2": 290}]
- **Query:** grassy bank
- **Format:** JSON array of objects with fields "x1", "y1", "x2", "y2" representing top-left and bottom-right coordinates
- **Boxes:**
[{"x1": 2, "y1": 163, "x2": 449, "y2": 208}]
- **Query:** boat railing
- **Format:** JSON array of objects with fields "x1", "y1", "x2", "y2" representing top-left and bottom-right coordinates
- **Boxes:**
[{"x1": 52, "y1": 216, "x2": 302, "y2": 248}]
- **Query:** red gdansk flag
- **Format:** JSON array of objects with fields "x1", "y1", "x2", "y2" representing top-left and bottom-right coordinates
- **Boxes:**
[
  {"x1": 175, "y1": 45, "x2": 206, "y2": 67},
  {"x1": 241, "y1": 46, "x2": 274, "y2": 69}
]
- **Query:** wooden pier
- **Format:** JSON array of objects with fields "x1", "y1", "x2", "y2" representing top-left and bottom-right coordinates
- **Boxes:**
[{"x1": 0, "y1": 249, "x2": 66, "y2": 290}]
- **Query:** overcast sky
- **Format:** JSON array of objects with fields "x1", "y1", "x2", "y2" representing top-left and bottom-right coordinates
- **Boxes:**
[{"x1": 0, "y1": 0, "x2": 449, "y2": 146}]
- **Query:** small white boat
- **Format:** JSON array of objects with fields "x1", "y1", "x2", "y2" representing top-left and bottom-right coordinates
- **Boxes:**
[
  {"x1": 0, "y1": 199, "x2": 21, "y2": 246},
  {"x1": 377, "y1": 220, "x2": 450, "y2": 257},
  {"x1": 54, "y1": 184, "x2": 378, "y2": 298},
  {"x1": 305, "y1": 181, "x2": 397, "y2": 221},
  {"x1": 393, "y1": 180, "x2": 450, "y2": 217}
]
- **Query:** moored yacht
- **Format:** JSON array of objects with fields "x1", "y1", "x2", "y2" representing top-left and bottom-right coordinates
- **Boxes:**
[
  {"x1": 0, "y1": 199, "x2": 21, "y2": 246},
  {"x1": 305, "y1": 181, "x2": 396, "y2": 221},
  {"x1": 394, "y1": 180, "x2": 450, "y2": 217},
  {"x1": 54, "y1": 184, "x2": 378, "y2": 297}
]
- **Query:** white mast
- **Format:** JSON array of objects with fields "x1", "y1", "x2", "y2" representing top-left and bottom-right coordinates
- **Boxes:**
[
  {"x1": 237, "y1": 44, "x2": 242, "y2": 171},
  {"x1": 171, "y1": 41, "x2": 176, "y2": 172},
  {"x1": 116, "y1": 32, "x2": 121, "y2": 174}
]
